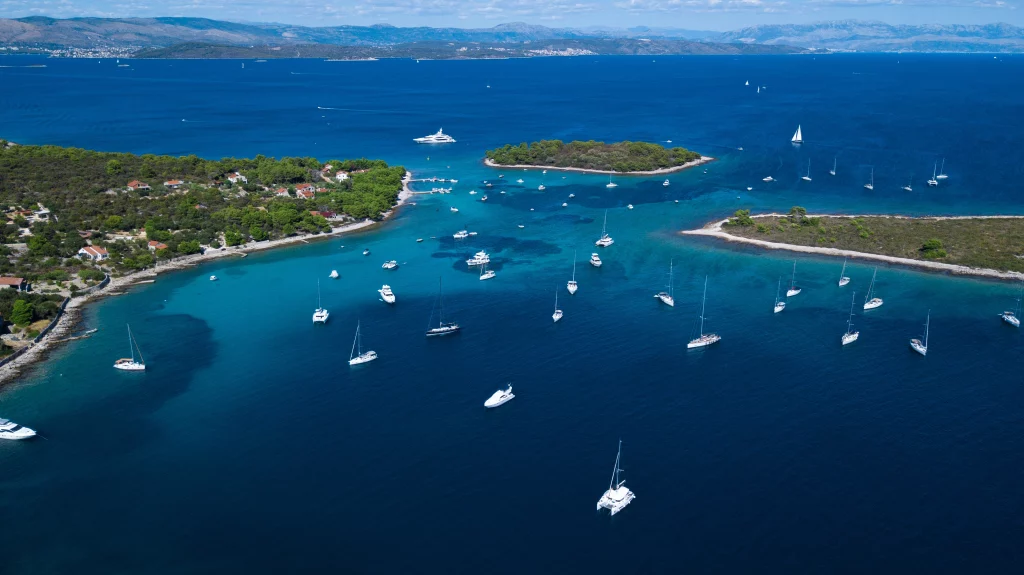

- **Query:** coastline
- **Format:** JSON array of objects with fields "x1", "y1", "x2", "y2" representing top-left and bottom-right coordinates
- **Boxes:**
[
  {"x1": 482, "y1": 155, "x2": 714, "y2": 176},
  {"x1": 0, "y1": 171, "x2": 414, "y2": 388},
  {"x1": 682, "y1": 213, "x2": 1024, "y2": 281}
]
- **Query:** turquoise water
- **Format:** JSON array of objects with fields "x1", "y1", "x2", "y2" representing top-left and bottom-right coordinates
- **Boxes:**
[{"x1": 1, "y1": 54, "x2": 1024, "y2": 573}]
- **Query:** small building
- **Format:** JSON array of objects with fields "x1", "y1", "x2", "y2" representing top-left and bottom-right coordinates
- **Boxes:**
[
  {"x1": 296, "y1": 189, "x2": 315, "y2": 200},
  {"x1": 295, "y1": 183, "x2": 315, "y2": 194},
  {"x1": 274, "y1": 188, "x2": 290, "y2": 198},
  {"x1": 148, "y1": 240, "x2": 169, "y2": 251},
  {"x1": 335, "y1": 171, "x2": 349, "y2": 182},
  {"x1": 78, "y1": 246, "x2": 109, "y2": 261},
  {"x1": 126, "y1": 180, "x2": 151, "y2": 191},
  {"x1": 320, "y1": 164, "x2": 333, "y2": 174},
  {"x1": 0, "y1": 277, "x2": 27, "y2": 291},
  {"x1": 164, "y1": 180, "x2": 184, "y2": 189},
  {"x1": 227, "y1": 172, "x2": 247, "y2": 184}
]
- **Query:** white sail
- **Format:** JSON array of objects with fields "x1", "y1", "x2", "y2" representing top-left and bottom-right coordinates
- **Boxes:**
[{"x1": 791, "y1": 125, "x2": 803, "y2": 143}]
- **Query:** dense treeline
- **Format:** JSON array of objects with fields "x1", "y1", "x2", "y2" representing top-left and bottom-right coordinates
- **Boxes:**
[{"x1": 485, "y1": 140, "x2": 702, "y2": 173}]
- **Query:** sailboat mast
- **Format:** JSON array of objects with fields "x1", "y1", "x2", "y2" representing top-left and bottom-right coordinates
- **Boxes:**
[
  {"x1": 438, "y1": 278, "x2": 444, "y2": 325},
  {"x1": 351, "y1": 321, "x2": 360, "y2": 359},
  {"x1": 602, "y1": 210, "x2": 608, "y2": 235},
  {"x1": 924, "y1": 312, "x2": 930, "y2": 347},
  {"x1": 554, "y1": 287, "x2": 558, "y2": 311},
  {"x1": 699, "y1": 275, "x2": 708, "y2": 336},
  {"x1": 847, "y1": 292, "x2": 856, "y2": 333},
  {"x1": 572, "y1": 250, "x2": 577, "y2": 281},
  {"x1": 127, "y1": 324, "x2": 134, "y2": 362},
  {"x1": 668, "y1": 259, "x2": 673, "y2": 297},
  {"x1": 840, "y1": 258, "x2": 847, "y2": 281},
  {"x1": 791, "y1": 262, "x2": 797, "y2": 289},
  {"x1": 609, "y1": 439, "x2": 622, "y2": 491}
]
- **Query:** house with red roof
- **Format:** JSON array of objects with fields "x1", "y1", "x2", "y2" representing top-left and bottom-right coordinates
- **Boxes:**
[
  {"x1": 126, "y1": 180, "x2": 151, "y2": 191},
  {"x1": 0, "y1": 277, "x2": 27, "y2": 291},
  {"x1": 227, "y1": 172, "x2": 247, "y2": 184},
  {"x1": 164, "y1": 180, "x2": 184, "y2": 189},
  {"x1": 78, "y1": 246, "x2": 109, "y2": 261},
  {"x1": 274, "y1": 188, "x2": 290, "y2": 198},
  {"x1": 148, "y1": 240, "x2": 169, "y2": 252},
  {"x1": 296, "y1": 189, "x2": 315, "y2": 199}
]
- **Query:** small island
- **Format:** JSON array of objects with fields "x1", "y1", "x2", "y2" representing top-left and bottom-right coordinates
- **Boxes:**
[
  {"x1": 484, "y1": 139, "x2": 712, "y2": 175},
  {"x1": 684, "y1": 207, "x2": 1024, "y2": 280}
]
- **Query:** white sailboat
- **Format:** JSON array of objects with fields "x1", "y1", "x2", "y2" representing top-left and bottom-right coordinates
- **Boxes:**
[
  {"x1": 426, "y1": 278, "x2": 460, "y2": 336},
  {"x1": 688, "y1": 276, "x2": 721, "y2": 349},
  {"x1": 348, "y1": 321, "x2": 378, "y2": 365},
  {"x1": 606, "y1": 175, "x2": 618, "y2": 188},
  {"x1": 655, "y1": 259, "x2": 674, "y2": 307},
  {"x1": 786, "y1": 262, "x2": 801, "y2": 297},
  {"x1": 910, "y1": 311, "x2": 929, "y2": 356},
  {"x1": 774, "y1": 277, "x2": 786, "y2": 313},
  {"x1": 842, "y1": 292, "x2": 860, "y2": 345},
  {"x1": 927, "y1": 162, "x2": 938, "y2": 186},
  {"x1": 595, "y1": 210, "x2": 614, "y2": 247},
  {"x1": 552, "y1": 288, "x2": 563, "y2": 323},
  {"x1": 745, "y1": 80, "x2": 749, "y2": 86},
  {"x1": 567, "y1": 250, "x2": 578, "y2": 294},
  {"x1": 936, "y1": 158, "x2": 948, "y2": 180},
  {"x1": 902, "y1": 177, "x2": 913, "y2": 192},
  {"x1": 864, "y1": 167, "x2": 874, "y2": 191},
  {"x1": 830, "y1": 156, "x2": 836, "y2": 176},
  {"x1": 479, "y1": 263, "x2": 496, "y2": 281},
  {"x1": 113, "y1": 324, "x2": 146, "y2": 371},
  {"x1": 838, "y1": 258, "x2": 851, "y2": 286},
  {"x1": 791, "y1": 125, "x2": 803, "y2": 144},
  {"x1": 1001, "y1": 281, "x2": 1021, "y2": 327},
  {"x1": 484, "y1": 384, "x2": 515, "y2": 408},
  {"x1": 863, "y1": 268, "x2": 883, "y2": 309},
  {"x1": 596, "y1": 439, "x2": 635, "y2": 516},
  {"x1": 312, "y1": 279, "x2": 329, "y2": 323},
  {"x1": 801, "y1": 159, "x2": 812, "y2": 181}
]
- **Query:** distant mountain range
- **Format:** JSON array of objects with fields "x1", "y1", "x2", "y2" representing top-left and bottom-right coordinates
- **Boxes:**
[{"x1": 2, "y1": 17, "x2": 1024, "y2": 54}]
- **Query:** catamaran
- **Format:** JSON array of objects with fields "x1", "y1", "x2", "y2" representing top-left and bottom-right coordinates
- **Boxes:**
[
  {"x1": 910, "y1": 311, "x2": 929, "y2": 356},
  {"x1": 0, "y1": 417, "x2": 36, "y2": 440},
  {"x1": 842, "y1": 293, "x2": 860, "y2": 346},
  {"x1": 426, "y1": 278, "x2": 460, "y2": 337},
  {"x1": 830, "y1": 156, "x2": 836, "y2": 176},
  {"x1": 596, "y1": 439, "x2": 635, "y2": 516},
  {"x1": 927, "y1": 162, "x2": 938, "y2": 186},
  {"x1": 552, "y1": 288, "x2": 563, "y2": 323},
  {"x1": 936, "y1": 158, "x2": 948, "y2": 180},
  {"x1": 378, "y1": 284, "x2": 396, "y2": 304},
  {"x1": 801, "y1": 159, "x2": 812, "y2": 182},
  {"x1": 838, "y1": 258, "x2": 851, "y2": 286},
  {"x1": 655, "y1": 259, "x2": 675, "y2": 307},
  {"x1": 688, "y1": 276, "x2": 721, "y2": 349},
  {"x1": 864, "y1": 167, "x2": 874, "y2": 191},
  {"x1": 774, "y1": 277, "x2": 786, "y2": 313},
  {"x1": 863, "y1": 268, "x2": 883, "y2": 310},
  {"x1": 606, "y1": 175, "x2": 618, "y2": 189},
  {"x1": 413, "y1": 128, "x2": 455, "y2": 144},
  {"x1": 348, "y1": 321, "x2": 378, "y2": 366},
  {"x1": 113, "y1": 324, "x2": 146, "y2": 371},
  {"x1": 1001, "y1": 281, "x2": 1022, "y2": 327},
  {"x1": 791, "y1": 125, "x2": 803, "y2": 144},
  {"x1": 595, "y1": 210, "x2": 614, "y2": 247},
  {"x1": 484, "y1": 384, "x2": 515, "y2": 408},
  {"x1": 786, "y1": 262, "x2": 801, "y2": 297},
  {"x1": 312, "y1": 279, "x2": 329, "y2": 323},
  {"x1": 567, "y1": 250, "x2": 578, "y2": 294}
]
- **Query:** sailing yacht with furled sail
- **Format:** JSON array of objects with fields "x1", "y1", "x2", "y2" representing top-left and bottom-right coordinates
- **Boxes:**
[
  {"x1": 1002, "y1": 281, "x2": 1022, "y2": 327},
  {"x1": 774, "y1": 277, "x2": 786, "y2": 313},
  {"x1": 864, "y1": 167, "x2": 874, "y2": 191},
  {"x1": 655, "y1": 259, "x2": 675, "y2": 307},
  {"x1": 567, "y1": 250, "x2": 578, "y2": 294},
  {"x1": 791, "y1": 125, "x2": 803, "y2": 144},
  {"x1": 801, "y1": 159, "x2": 812, "y2": 181},
  {"x1": 426, "y1": 278, "x2": 460, "y2": 337},
  {"x1": 842, "y1": 293, "x2": 860, "y2": 346},
  {"x1": 936, "y1": 158, "x2": 948, "y2": 180},
  {"x1": 688, "y1": 276, "x2": 721, "y2": 349},
  {"x1": 113, "y1": 324, "x2": 146, "y2": 371},
  {"x1": 312, "y1": 279, "x2": 329, "y2": 323},
  {"x1": 910, "y1": 311, "x2": 929, "y2": 356},
  {"x1": 830, "y1": 156, "x2": 836, "y2": 176},
  {"x1": 552, "y1": 288, "x2": 563, "y2": 323},
  {"x1": 348, "y1": 321, "x2": 378, "y2": 366},
  {"x1": 596, "y1": 439, "x2": 635, "y2": 516},
  {"x1": 863, "y1": 268, "x2": 883, "y2": 310},
  {"x1": 595, "y1": 210, "x2": 614, "y2": 247},
  {"x1": 838, "y1": 258, "x2": 851, "y2": 286},
  {"x1": 902, "y1": 177, "x2": 913, "y2": 192},
  {"x1": 927, "y1": 162, "x2": 938, "y2": 186},
  {"x1": 606, "y1": 175, "x2": 617, "y2": 188},
  {"x1": 786, "y1": 262, "x2": 801, "y2": 297}
]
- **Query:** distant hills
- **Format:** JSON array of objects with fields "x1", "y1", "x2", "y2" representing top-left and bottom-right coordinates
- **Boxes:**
[{"x1": 2, "y1": 17, "x2": 1024, "y2": 54}]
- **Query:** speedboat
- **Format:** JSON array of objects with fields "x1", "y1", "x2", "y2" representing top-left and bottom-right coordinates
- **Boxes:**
[
  {"x1": 413, "y1": 128, "x2": 455, "y2": 144},
  {"x1": 517, "y1": 224, "x2": 525, "y2": 229},
  {"x1": 329, "y1": 270, "x2": 339, "y2": 279},
  {"x1": 746, "y1": 187, "x2": 752, "y2": 191},
  {"x1": 312, "y1": 307, "x2": 329, "y2": 323},
  {"x1": 416, "y1": 238, "x2": 424, "y2": 242},
  {"x1": 627, "y1": 204, "x2": 634, "y2": 210},
  {"x1": 480, "y1": 195, "x2": 487, "y2": 202},
  {"x1": 562, "y1": 202, "x2": 568, "y2": 207},
  {"x1": 382, "y1": 260, "x2": 398, "y2": 270},
  {"x1": 568, "y1": 193, "x2": 575, "y2": 198},
  {"x1": 453, "y1": 230, "x2": 469, "y2": 239},
  {"x1": 209, "y1": 275, "x2": 217, "y2": 281},
  {"x1": 466, "y1": 251, "x2": 490, "y2": 266},
  {"x1": 0, "y1": 418, "x2": 36, "y2": 440},
  {"x1": 469, "y1": 190, "x2": 477, "y2": 195},
  {"x1": 763, "y1": 176, "x2": 774, "y2": 182},
  {"x1": 450, "y1": 206, "x2": 459, "y2": 213},
  {"x1": 485, "y1": 182, "x2": 493, "y2": 187},
  {"x1": 362, "y1": 248, "x2": 370, "y2": 256},
  {"x1": 590, "y1": 253, "x2": 603, "y2": 267},
  {"x1": 484, "y1": 384, "x2": 515, "y2": 408},
  {"x1": 378, "y1": 284, "x2": 396, "y2": 304},
  {"x1": 516, "y1": 178, "x2": 524, "y2": 183},
  {"x1": 450, "y1": 179, "x2": 459, "y2": 183},
  {"x1": 538, "y1": 185, "x2": 546, "y2": 191},
  {"x1": 663, "y1": 179, "x2": 669, "y2": 186}
]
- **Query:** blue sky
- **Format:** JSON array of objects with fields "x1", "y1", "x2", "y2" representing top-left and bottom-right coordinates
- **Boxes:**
[{"x1": 0, "y1": 0, "x2": 1019, "y2": 30}]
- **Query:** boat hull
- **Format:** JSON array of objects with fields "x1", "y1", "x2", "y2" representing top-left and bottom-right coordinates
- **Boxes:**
[
  {"x1": 687, "y1": 334, "x2": 721, "y2": 349},
  {"x1": 786, "y1": 288, "x2": 801, "y2": 297},
  {"x1": 842, "y1": 332, "x2": 859, "y2": 346},
  {"x1": 909, "y1": 340, "x2": 927, "y2": 356},
  {"x1": 567, "y1": 282, "x2": 578, "y2": 295},
  {"x1": 113, "y1": 361, "x2": 145, "y2": 371},
  {"x1": 1002, "y1": 313, "x2": 1020, "y2": 327},
  {"x1": 0, "y1": 427, "x2": 36, "y2": 440},
  {"x1": 349, "y1": 351, "x2": 378, "y2": 366},
  {"x1": 838, "y1": 277, "x2": 850, "y2": 286},
  {"x1": 426, "y1": 325, "x2": 460, "y2": 337},
  {"x1": 863, "y1": 298, "x2": 883, "y2": 310},
  {"x1": 774, "y1": 303, "x2": 785, "y2": 313},
  {"x1": 656, "y1": 293, "x2": 674, "y2": 307}
]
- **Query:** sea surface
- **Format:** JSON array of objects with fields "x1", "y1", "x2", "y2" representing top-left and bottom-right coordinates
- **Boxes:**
[{"x1": 2, "y1": 54, "x2": 1024, "y2": 574}]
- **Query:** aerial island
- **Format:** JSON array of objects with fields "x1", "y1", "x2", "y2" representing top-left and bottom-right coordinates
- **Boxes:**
[
  {"x1": 0, "y1": 139, "x2": 405, "y2": 366},
  {"x1": 484, "y1": 139, "x2": 712, "y2": 175},
  {"x1": 685, "y1": 207, "x2": 1024, "y2": 279}
]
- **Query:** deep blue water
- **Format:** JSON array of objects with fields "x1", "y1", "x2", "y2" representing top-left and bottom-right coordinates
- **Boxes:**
[{"x1": 2, "y1": 54, "x2": 1024, "y2": 574}]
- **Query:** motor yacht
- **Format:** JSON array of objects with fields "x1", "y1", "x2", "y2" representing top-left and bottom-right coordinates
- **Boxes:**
[
  {"x1": 590, "y1": 253, "x2": 602, "y2": 267},
  {"x1": 466, "y1": 251, "x2": 490, "y2": 266},
  {"x1": 0, "y1": 418, "x2": 36, "y2": 440},
  {"x1": 413, "y1": 128, "x2": 455, "y2": 144},
  {"x1": 484, "y1": 384, "x2": 515, "y2": 408},
  {"x1": 382, "y1": 260, "x2": 398, "y2": 270},
  {"x1": 378, "y1": 284, "x2": 396, "y2": 304}
]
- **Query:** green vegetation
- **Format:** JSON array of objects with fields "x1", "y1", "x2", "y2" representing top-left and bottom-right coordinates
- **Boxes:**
[
  {"x1": 485, "y1": 140, "x2": 702, "y2": 173},
  {"x1": 723, "y1": 208, "x2": 1024, "y2": 272},
  {"x1": 0, "y1": 290, "x2": 63, "y2": 326}
]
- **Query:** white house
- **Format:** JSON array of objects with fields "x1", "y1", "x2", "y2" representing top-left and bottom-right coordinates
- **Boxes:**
[
  {"x1": 227, "y1": 172, "x2": 247, "y2": 184},
  {"x1": 335, "y1": 171, "x2": 349, "y2": 182},
  {"x1": 78, "y1": 246, "x2": 109, "y2": 261}
]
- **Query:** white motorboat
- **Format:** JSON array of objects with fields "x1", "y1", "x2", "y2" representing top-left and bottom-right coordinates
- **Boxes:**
[
  {"x1": 936, "y1": 158, "x2": 948, "y2": 180},
  {"x1": 842, "y1": 292, "x2": 860, "y2": 345},
  {"x1": 863, "y1": 268, "x2": 883, "y2": 310},
  {"x1": 552, "y1": 289, "x2": 563, "y2": 323},
  {"x1": 786, "y1": 262, "x2": 801, "y2": 297},
  {"x1": 516, "y1": 178, "x2": 524, "y2": 183},
  {"x1": 0, "y1": 418, "x2": 36, "y2": 440},
  {"x1": 450, "y1": 179, "x2": 459, "y2": 183},
  {"x1": 791, "y1": 124, "x2": 803, "y2": 144},
  {"x1": 414, "y1": 128, "x2": 455, "y2": 144},
  {"x1": 596, "y1": 440, "x2": 635, "y2": 516},
  {"x1": 378, "y1": 284, "x2": 396, "y2": 304},
  {"x1": 627, "y1": 204, "x2": 634, "y2": 210},
  {"x1": 538, "y1": 185, "x2": 546, "y2": 191},
  {"x1": 469, "y1": 190, "x2": 477, "y2": 195},
  {"x1": 864, "y1": 167, "x2": 875, "y2": 191},
  {"x1": 362, "y1": 248, "x2": 370, "y2": 256},
  {"x1": 590, "y1": 253, "x2": 602, "y2": 267},
  {"x1": 763, "y1": 176, "x2": 774, "y2": 182},
  {"x1": 910, "y1": 311, "x2": 929, "y2": 356},
  {"x1": 382, "y1": 260, "x2": 398, "y2": 270},
  {"x1": 450, "y1": 206, "x2": 459, "y2": 213},
  {"x1": 838, "y1": 258, "x2": 850, "y2": 287},
  {"x1": 517, "y1": 224, "x2": 525, "y2": 229},
  {"x1": 595, "y1": 210, "x2": 614, "y2": 247},
  {"x1": 484, "y1": 384, "x2": 515, "y2": 408},
  {"x1": 453, "y1": 230, "x2": 469, "y2": 239},
  {"x1": 688, "y1": 276, "x2": 721, "y2": 349},
  {"x1": 568, "y1": 193, "x2": 575, "y2": 198},
  {"x1": 927, "y1": 162, "x2": 939, "y2": 186},
  {"x1": 480, "y1": 195, "x2": 488, "y2": 202},
  {"x1": 746, "y1": 187, "x2": 752, "y2": 191},
  {"x1": 801, "y1": 159, "x2": 812, "y2": 181},
  {"x1": 466, "y1": 251, "x2": 490, "y2": 266},
  {"x1": 113, "y1": 324, "x2": 146, "y2": 371},
  {"x1": 562, "y1": 202, "x2": 568, "y2": 207},
  {"x1": 567, "y1": 250, "x2": 578, "y2": 295},
  {"x1": 542, "y1": 169, "x2": 547, "y2": 174},
  {"x1": 348, "y1": 321, "x2": 378, "y2": 366},
  {"x1": 663, "y1": 179, "x2": 670, "y2": 186},
  {"x1": 774, "y1": 277, "x2": 786, "y2": 313},
  {"x1": 655, "y1": 259, "x2": 674, "y2": 307},
  {"x1": 329, "y1": 270, "x2": 339, "y2": 279},
  {"x1": 425, "y1": 278, "x2": 460, "y2": 336},
  {"x1": 209, "y1": 275, "x2": 217, "y2": 281}
]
